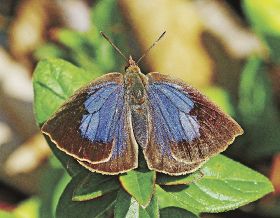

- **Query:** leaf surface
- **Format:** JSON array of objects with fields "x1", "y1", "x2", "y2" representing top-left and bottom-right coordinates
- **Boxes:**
[
  {"x1": 114, "y1": 189, "x2": 159, "y2": 218},
  {"x1": 157, "y1": 155, "x2": 274, "y2": 214},
  {"x1": 73, "y1": 173, "x2": 120, "y2": 201},
  {"x1": 119, "y1": 169, "x2": 156, "y2": 207},
  {"x1": 56, "y1": 174, "x2": 116, "y2": 218},
  {"x1": 160, "y1": 207, "x2": 197, "y2": 218}
]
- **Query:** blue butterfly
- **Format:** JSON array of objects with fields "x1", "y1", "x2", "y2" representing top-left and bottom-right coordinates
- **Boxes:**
[{"x1": 42, "y1": 32, "x2": 243, "y2": 175}]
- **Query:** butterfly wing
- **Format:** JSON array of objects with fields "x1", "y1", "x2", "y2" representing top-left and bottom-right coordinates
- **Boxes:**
[
  {"x1": 143, "y1": 103, "x2": 206, "y2": 175},
  {"x1": 78, "y1": 99, "x2": 138, "y2": 174},
  {"x1": 42, "y1": 73, "x2": 138, "y2": 167},
  {"x1": 144, "y1": 72, "x2": 243, "y2": 173}
]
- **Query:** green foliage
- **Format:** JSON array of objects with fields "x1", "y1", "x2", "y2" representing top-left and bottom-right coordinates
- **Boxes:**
[
  {"x1": 0, "y1": 211, "x2": 15, "y2": 218},
  {"x1": 0, "y1": 198, "x2": 40, "y2": 218},
  {"x1": 157, "y1": 155, "x2": 273, "y2": 214},
  {"x1": 73, "y1": 173, "x2": 120, "y2": 201},
  {"x1": 203, "y1": 86, "x2": 235, "y2": 116},
  {"x1": 34, "y1": 43, "x2": 66, "y2": 60},
  {"x1": 243, "y1": 0, "x2": 280, "y2": 63},
  {"x1": 114, "y1": 189, "x2": 159, "y2": 218},
  {"x1": 160, "y1": 208, "x2": 197, "y2": 218},
  {"x1": 238, "y1": 56, "x2": 280, "y2": 158},
  {"x1": 119, "y1": 169, "x2": 156, "y2": 207},
  {"x1": 13, "y1": 198, "x2": 40, "y2": 218},
  {"x1": 33, "y1": 58, "x2": 273, "y2": 217},
  {"x1": 56, "y1": 173, "x2": 117, "y2": 218},
  {"x1": 243, "y1": 0, "x2": 280, "y2": 35},
  {"x1": 34, "y1": 0, "x2": 128, "y2": 74},
  {"x1": 39, "y1": 159, "x2": 71, "y2": 218},
  {"x1": 156, "y1": 171, "x2": 202, "y2": 186},
  {"x1": 54, "y1": 28, "x2": 116, "y2": 74},
  {"x1": 33, "y1": 58, "x2": 94, "y2": 125}
]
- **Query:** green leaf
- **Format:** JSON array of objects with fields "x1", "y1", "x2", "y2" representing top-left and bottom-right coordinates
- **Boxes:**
[
  {"x1": 39, "y1": 162, "x2": 71, "y2": 218},
  {"x1": 90, "y1": 0, "x2": 129, "y2": 71},
  {"x1": 160, "y1": 207, "x2": 197, "y2": 218},
  {"x1": 14, "y1": 198, "x2": 40, "y2": 218},
  {"x1": 238, "y1": 56, "x2": 280, "y2": 158},
  {"x1": 91, "y1": 0, "x2": 117, "y2": 31},
  {"x1": 203, "y1": 86, "x2": 235, "y2": 116},
  {"x1": 34, "y1": 43, "x2": 65, "y2": 60},
  {"x1": 243, "y1": 0, "x2": 280, "y2": 63},
  {"x1": 119, "y1": 169, "x2": 156, "y2": 207},
  {"x1": 114, "y1": 189, "x2": 159, "y2": 218},
  {"x1": 157, "y1": 155, "x2": 273, "y2": 214},
  {"x1": 55, "y1": 29, "x2": 104, "y2": 73},
  {"x1": 0, "y1": 211, "x2": 15, "y2": 218},
  {"x1": 73, "y1": 173, "x2": 120, "y2": 201},
  {"x1": 44, "y1": 136, "x2": 85, "y2": 177},
  {"x1": 56, "y1": 174, "x2": 117, "y2": 218},
  {"x1": 0, "y1": 198, "x2": 40, "y2": 218},
  {"x1": 33, "y1": 58, "x2": 94, "y2": 125},
  {"x1": 243, "y1": 0, "x2": 280, "y2": 35},
  {"x1": 156, "y1": 171, "x2": 203, "y2": 186},
  {"x1": 262, "y1": 34, "x2": 280, "y2": 64}
]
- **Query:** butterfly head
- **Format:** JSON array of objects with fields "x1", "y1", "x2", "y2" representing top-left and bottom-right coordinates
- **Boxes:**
[{"x1": 125, "y1": 56, "x2": 141, "y2": 74}]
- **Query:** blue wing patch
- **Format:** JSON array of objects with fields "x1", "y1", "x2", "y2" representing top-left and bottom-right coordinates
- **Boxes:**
[
  {"x1": 78, "y1": 97, "x2": 138, "y2": 174},
  {"x1": 79, "y1": 82, "x2": 124, "y2": 143},
  {"x1": 147, "y1": 82, "x2": 201, "y2": 161},
  {"x1": 143, "y1": 79, "x2": 206, "y2": 175}
]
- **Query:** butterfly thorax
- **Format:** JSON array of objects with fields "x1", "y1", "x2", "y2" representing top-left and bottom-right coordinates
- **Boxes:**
[
  {"x1": 124, "y1": 65, "x2": 147, "y2": 105},
  {"x1": 124, "y1": 64, "x2": 149, "y2": 148}
]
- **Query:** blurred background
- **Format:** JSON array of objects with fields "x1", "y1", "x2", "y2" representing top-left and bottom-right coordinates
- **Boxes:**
[{"x1": 0, "y1": 0, "x2": 280, "y2": 217}]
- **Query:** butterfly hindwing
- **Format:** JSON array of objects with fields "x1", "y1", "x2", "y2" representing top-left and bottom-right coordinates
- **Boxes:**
[
  {"x1": 41, "y1": 73, "x2": 136, "y2": 165},
  {"x1": 78, "y1": 99, "x2": 138, "y2": 174},
  {"x1": 145, "y1": 72, "x2": 243, "y2": 167},
  {"x1": 142, "y1": 99, "x2": 207, "y2": 175}
]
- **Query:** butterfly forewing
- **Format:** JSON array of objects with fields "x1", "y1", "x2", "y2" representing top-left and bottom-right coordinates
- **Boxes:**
[
  {"x1": 145, "y1": 72, "x2": 243, "y2": 165},
  {"x1": 41, "y1": 73, "x2": 131, "y2": 164}
]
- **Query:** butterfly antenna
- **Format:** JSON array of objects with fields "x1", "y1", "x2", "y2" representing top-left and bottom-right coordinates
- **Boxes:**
[
  {"x1": 136, "y1": 31, "x2": 166, "y2": 64},
  {"x1": 100, "y1": 31, "x2": 128, "y2": 63}
]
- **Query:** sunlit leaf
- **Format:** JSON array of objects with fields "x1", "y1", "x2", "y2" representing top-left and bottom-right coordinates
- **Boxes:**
[
  {"x1": 33, "y1": 58, "x2": 94, "y2": 124},
  {"x1": 243, "y1": 0, "x2": 280, "y2": 35},
  {"x1": 119, "y1": 169, "x2": 156, "y2": 207},
  {"x1": 114, "y1": 189, "x2": 159, "y2": 218},
  {"x1": 14, "y1": 198, "x2": 40, "y2": 218},
  {"x1": 203, "y1": 86, "x2": 235, "y2": 116},
  {"x1": 0, "y1": 211, "x2": 15, "y2": 218},
  {"x1": 243, "y1": 0, "x2": 280, "y2": 63},
  {"x1": 157, "y1": 155, "x2": 273, "y2": 214}
]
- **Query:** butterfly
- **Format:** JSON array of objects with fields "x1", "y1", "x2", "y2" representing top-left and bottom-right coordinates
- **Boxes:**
[{"x1": 41, "y1": 32, "x2": 243, "y2": 176}]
